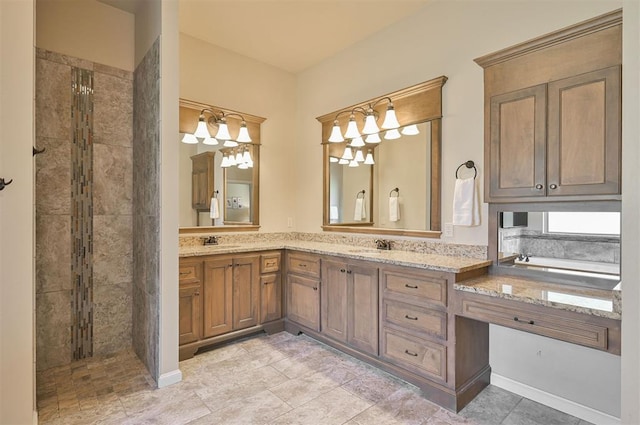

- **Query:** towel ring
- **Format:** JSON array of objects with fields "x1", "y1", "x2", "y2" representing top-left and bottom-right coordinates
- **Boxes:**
[
  {"x1": 356, "y1": 189, "x2": 365, "y2": 199},
  {"x1": 455, "y1": 160, "x2": 477, "y2": 179},
  {"x1": 389, "y1": 187, "x2": 399, "y2": 197},
  {"x1": 212, "y1": 190, "x2": 219, "y2": 198}
]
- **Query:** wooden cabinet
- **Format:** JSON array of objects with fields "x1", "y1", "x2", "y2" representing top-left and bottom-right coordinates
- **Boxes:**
[
  {"x1": 321, "y1": 258, "x2": 379, "y2": 356},
  {"x1": 477, "y1": 11, "x2": 622, "y2": 203},
  {"x1": 179, "y1": 259, "x2": 203, "y2": 345},
  {"x1": 285, "y1": 252, "x2": 321, "y2": 331},
  {"x1": 191, "y1": 151, "x2": 215, "y2": 210},
  {"x1": 203, "y1": 257, "x2": 233, "y2": 338},
  {"x1": 231, "y1": 255, "x2": 260, "y2": 330},
  {"x1": 260, "y1": 252, "x2": 283, "y2": 324}
]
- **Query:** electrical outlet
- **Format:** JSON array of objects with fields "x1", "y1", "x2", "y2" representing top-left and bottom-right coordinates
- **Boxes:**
[
  {"x1": 444, "y1": 223, "x2": 454, "y2": 238},
  {"x1": 287, "y1": 217, "x2": 294, "y2": 228}
]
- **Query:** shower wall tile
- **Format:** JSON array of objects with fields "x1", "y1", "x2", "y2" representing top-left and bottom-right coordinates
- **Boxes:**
[
  {"x1": 35, "y1": 136, "x2": 71, "y2": 215},
  {"x1": 36, "y1": 291, "x2": 72, "y2": 370},
  {"x1": 36, "y1": 214, "x2": 71, "y2": 294},
  {"x1": 93, "y1": 143, "x2": 133, "y2": 215},
  {"x1": 36, "y1": 47, "x2": 94, "y2": 71},
  {"x1": 93, "y1": 72, "x2": 133, "y2": 147},
  {"x1": 93, "y1": 281, "x2": 132, "y2": 355},
  {"x1": 36, "y1": 58, "x2": 72, "y2": 140},
  {"x1": 94, "y1": 62, "x2": 134, "y2": 81},
  {"x1": 93, "y1": 214, "x2": 133, "y2": 287}
]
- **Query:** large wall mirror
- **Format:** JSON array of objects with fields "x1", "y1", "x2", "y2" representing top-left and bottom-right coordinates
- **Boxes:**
[
  {"x1": 318, "y1": 76, "x2": 447, "y2": 238},
  {"x1": 178, "y1": 99, "x2": 264, "y2": 233}
]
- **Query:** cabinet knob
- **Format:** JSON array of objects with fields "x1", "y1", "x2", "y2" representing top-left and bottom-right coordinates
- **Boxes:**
[
  {"x1": 549, "y1": 184, "x2": 558, "y2": 190},
  {"x1": 346, "y1": 270, "x2": 352, "y2": 274},
  {"x1": 535, "y1": 184, "x2": 543, "y2": 190},
  {"x1": 313, "y1": 286, "x2": 318, "y2": 291}
]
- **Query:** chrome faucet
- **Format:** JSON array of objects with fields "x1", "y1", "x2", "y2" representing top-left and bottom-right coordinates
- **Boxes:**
[
  {"x1": 517, "y1": 253, "x2": 531, "y2": 262},
  {"x1": 203, "y1": 236, "x2": 219, "y2": 246},
  {"x1": 375, "y1": 239, "x2": 392, "y2": 250}
]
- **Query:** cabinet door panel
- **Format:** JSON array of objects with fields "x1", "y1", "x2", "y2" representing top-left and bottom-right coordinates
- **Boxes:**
[
  {"x1": 179, "y1": 284, "x2": 201, "y2": 345},
  {"x1": 348, "y1": 264, "x2": 379, "y2": 356},
  {"x1": 286, "y1": 274, "x2": 320, "y2": 331},
  {"x1": 547, "y1": 66, "x2": 621, "y2": 196},
  {"x1": 489, "y1": 85, "x2": 546, "y2": 199},
  {"x1": 261, "y1": 273, "x2": 282, "y2": 323},
  {"x1": 233, "y1": 255, "x2": 260, "y2": 330},
  {"x1": 203, "y1": 258, "x2": 233, "y2": 338},
  {"x1": 321, "y1": 260, "x2": 348, "y2": 342}
]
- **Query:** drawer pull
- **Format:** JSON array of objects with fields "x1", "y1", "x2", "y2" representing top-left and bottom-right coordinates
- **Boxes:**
[
  {"x1": 347, "y1": 270, "x2": 352, "y2": 274},
  {"x1": 514, "y1": 316, "x2": 534, "y2": 325},
  {"x1": 404, "y1": 314, "x2": 418, "y2": 321},
  {"x1": 194, "y1": 292, "x2": 200, "y2": 296},
  {"x1": 313, "y1": 286, "x2": 318, "y2": 291},
  {"x1": 340, "y1": 269, "x2": 346, "y2": 273},
  {"x1": 264, "y1": 281, "x2": 273, "y2": 285},
  {"x1": 404, "y1": 349, "x2": 418, "y2": 357},
  {"x1": 405, "y1": 284, "x2": 419, "y2": 289},
  {"x1": 299, "y1": 263, "x2": 307, "y2": 268},
  {"x1": 179, "y1": 271, "x2": 190, "y2": 276}
]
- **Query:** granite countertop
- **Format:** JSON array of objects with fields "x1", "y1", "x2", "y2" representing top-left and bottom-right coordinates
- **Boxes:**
[
  {"x1": 454, "y1": 274, "x2": 621, "y2": 320},
  {"x1": 179, "y1": 240, "x2": 492, "y2": 273}
]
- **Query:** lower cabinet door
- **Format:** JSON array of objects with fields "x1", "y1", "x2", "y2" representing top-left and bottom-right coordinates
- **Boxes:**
[
  {"x1": 233, "y1": 255, "x2": 261, "y2": 330},
  {"x1": 347, "y1": 264, "x2": 379, "y2": 355},
  {"x1": 179, "y1": 284, "x2": 201, "y2": 345},
  {"x1": 321, "y1": 260, "x2": 348, "y2": 342},
  {"x1": 203, "y1": 258, "x2": 233, "y2": 338},
  {"x1": 260, "y1": 272, "x2": 282, "y2": 323},
  {"x1": 286, "y1": 274, "x2": 320, "y2": 331}
]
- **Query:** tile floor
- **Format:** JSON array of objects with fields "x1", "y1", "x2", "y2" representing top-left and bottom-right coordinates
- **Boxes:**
[{"x1": 36, "y1": 331, "x2": 592, "y2": 425}]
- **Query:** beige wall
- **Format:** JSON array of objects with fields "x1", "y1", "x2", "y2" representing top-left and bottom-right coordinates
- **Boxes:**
[
  {"x1": 36, "y1": 0, "x2": 134, "y2": 71},
  {"x1": 180, "y1": 34, "x2": 298, "y2": 232}
]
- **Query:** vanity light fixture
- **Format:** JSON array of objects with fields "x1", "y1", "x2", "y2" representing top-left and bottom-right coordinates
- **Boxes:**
[
  {"x1": 364, "y1": 150, "x2": 375, "y2": 165},
  {"x1": 341, "y1": 146, "x2": 354, "y2": 161},
  {"x1": 384, "y1": 128, "x2": 401, "y2": 140},
  {"x1": 354, "y1": 149, "x2": 365, "y2": 163},
  {"x1": 183, "y1": 107, "x2": 252, "y2": 145},
  {"x1": 365, "y1": 133, "x2": 381, "y2": 144},
  {"x1": 220, "y1": 146, "x2": 253, "y2": 169},
  {"x1": 328, "y1": 96, "x2": 400, "y2": 144},
  {"x1": 401, "y1": 124, "x2": 420, "y2": 136}
]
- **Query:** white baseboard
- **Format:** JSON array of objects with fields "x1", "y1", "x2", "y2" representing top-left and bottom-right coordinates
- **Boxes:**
[
  {"x1": 491, "y1": 373, "x2": 620, "y2": 425},
  {"x1": 157, "y1": 369, "x2": 182, "y2": 388}
]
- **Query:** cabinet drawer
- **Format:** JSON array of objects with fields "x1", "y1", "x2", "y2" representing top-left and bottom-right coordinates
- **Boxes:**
[
  {"x1": 261, "y1": 252, "x2": 281, "y2": 274},
  {"x1": 287, "y1": 252, "x2": 321, "y2": 278},
  {"x1": 381, "y1": 328, "x2": 447, "y2": 383},
  {"x1": 179, "y1": 261, "x2": 202, "y2": 284},
  {"x1": 461, "y1": 298, "x2": 609, "y2": 351},
  {"x1": 382, "y1": 299, "x2": 447, "y2": 340},
  {"x1": 382, "y1": 269, "x2": 447, "y2": 307}
]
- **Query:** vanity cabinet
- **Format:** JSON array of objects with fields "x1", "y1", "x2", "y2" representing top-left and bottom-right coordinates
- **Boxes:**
[
  {"x1": 191, "y1": 151, "x2": 215, "y2": 210},
  {"x1": 321, "y1": 258, "x2": 379, "y2": 356},
  {"x1": 476, "y1": 11, "x2": 622, "y2": 203},
  {"x1": 285, "y1": 251, "x2": 321, "y2": 331},
  {"x1": 179, "y1": 259, "x2": 203, "y2": 345},
  {"x1": 260, "y1": 252, "x2": 282, "y2": 323}
]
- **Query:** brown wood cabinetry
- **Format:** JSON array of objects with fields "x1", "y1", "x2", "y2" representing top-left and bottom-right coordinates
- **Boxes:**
[
  {"x1": 321, "y1": 258, "x2": 379, "y2": 356},
  {"x1": 477, "y1": 11, "x2": 622, "y2": 203},
  {"x1": 285, "y1": 252, "x2": 321, "y2": 331},
  {"x1": 179, "y1": 250, "x2": 284, "y2": 360},
  {"x1": 191, "y1": 151, "x2": 215, "y2": 210}
]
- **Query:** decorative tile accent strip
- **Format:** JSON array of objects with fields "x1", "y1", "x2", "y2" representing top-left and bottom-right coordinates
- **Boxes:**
[{"x1": 71, "y1": 67, "x2": 94, "y2": 360}]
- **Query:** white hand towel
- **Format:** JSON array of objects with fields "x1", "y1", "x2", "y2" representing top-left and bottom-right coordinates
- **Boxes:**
[
  {"x1": 452, "y1": 178, "x2": 480, "y2": 226},
  {"x1": 210, "y1": 197, "x2": 220, "y2": 219},
  {"x1": 389, "y1": 197, "x2": 400, "y2": 222},
  {"x1": 354, "y1": 198, "x2": 366, "y2": 221}
]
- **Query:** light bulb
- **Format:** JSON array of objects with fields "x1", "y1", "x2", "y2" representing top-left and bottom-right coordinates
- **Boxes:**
[
  {"x1": 354, "y1": 150, "x2": 365, "y2": 162},
  {"x1": 344, "y1": 115, "x2": 361, "y2": 139},
  {"x1": 181, "y1": 133, "x2": 198, "y2": 144},
  {"x1": 365, "y1": 133, "x2": 381, "y2": 144},
  {"x1": 401, "y1": 124, "x2": 419, "y2": 135},
  {"x1": 381, "y1": 104, "x2": 400, "y2": 129},
  {"x1": 348, "y1": 159, "x2": 359, "y2": 167},
  {"x1": 384, "y1": 129, "x2": 401, "y2": 140},
  {"x1": 341, "y1": 146, "x2": 353, "y2": 160},
  {"x1": 364, "y1": 151, "x2": 375, "y2": 165},
  {"x1": 328, "y1": 122, "x2": 345, "y2": 143},
  {"x1": 202, "y1": 136, "x2": 218, "y2": 145},
  {"x1": 350, "y1": 137, "x2": 365, "y2": 147},
  {"x1": 362, "y1": 113, "x2": 380, "y2": 135},
  {"x1": 236, "y1": 122, "x2": 252, "y2": 143},
  {"x1": 215, "y1": 119, "x2": 232, "y2": 140},
  {"x1": 194, "y1": 116, "x2": 211, "y2": 138}
]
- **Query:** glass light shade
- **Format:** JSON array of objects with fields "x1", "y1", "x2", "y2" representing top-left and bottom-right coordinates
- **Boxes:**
[
  {"x1": 329, "y1": 156, "x2": 339, "y2": 163},
  {"x1": 220, "y1": 156, "x2": 231, "y2": 168},
  {"x1": 223, "y1": 140, "x2": 238, "y2": 147},
  {"x1": 341, "y1": 146, "x2": 353, "y2": 160},
  {"x1": 181, "y1": 133, "x2": 199, "y2": 144},
  {"x1": 236, "y1": 123, "x2": 252, "y2": 143},
  {"x1": 338, "y1": 158, "x2": 349, "y2": 165},
  {"x1": 384, "y1": 128, "x2": 401, "y2": 140},
  {"x1": 238, "y1": 163, "x2": 249, "y2": 169},
  {"x1": 344, "y1": 116, "x2": 361, "y2": 139},
  {"x1": 354, "y1": 150, "x2": 365, "y2": 162},
  {"x1": 381, "y1": 104, "x2": 400, "y2": 129},
  {"x1": 202, "y1": 136, "x2": 218, "y2": 145},
  {"x1": 401, "y1": 124, "x2": 420, "y2": 135},
  {"x1": 235, "y1": 151, "x2": 243, "y2": 163},
  {"x1": 228, "y1": 154, "x2": 237, "y2": 166},
  {"x1": 350, "y1": 137, "x2": 365, "y2": 147},
  {"x1": 242, "y1": 150, "x2": 252, "y2": 163},
  {"x1": 348, "y1": 159, "x2": 359, "y2": 167},
  {"x1": 365, "y1": 133, "x2": 381, "y2": 144},
  {"x1": 364, "y1": 152, "x2": 375, "y2": 165},
  {"x1": 328, "y1": 122, "x2": 345, "y2": 143},
  {"x1": 362, "y1": 114, "x2": 380, "y2": 135},
  {"x1": 247, "y1": 159, "x2": 254, "y2": 168},
  {"x1": 193, "y1": 117, "x2": 212, "y2": 138},
  {"x1": 215, "y1": 121, "x2": 232, "y2": 140}
]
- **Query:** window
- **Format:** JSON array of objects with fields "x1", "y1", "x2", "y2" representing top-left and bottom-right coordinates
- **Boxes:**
[{"x1": 545, "y1": 212, "x2": 620, "y2": 236}]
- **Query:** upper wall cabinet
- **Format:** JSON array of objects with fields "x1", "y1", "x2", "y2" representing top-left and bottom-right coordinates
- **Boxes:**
[{"x1": 475, "y1": 9, "x2": 622, "y2": 203}]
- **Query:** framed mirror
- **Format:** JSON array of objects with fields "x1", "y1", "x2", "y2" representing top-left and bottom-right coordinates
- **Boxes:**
[
  {"x1": 178, "y1": 99, "x2": 264, "y2": 233},
  {"x1": 318, "y1": 76, "x2": 447, "y2": 238}
]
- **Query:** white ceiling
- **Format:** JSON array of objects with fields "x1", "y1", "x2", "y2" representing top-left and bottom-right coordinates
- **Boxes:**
[{"x1": 101, "y1": 0, "x2": 431, "y2": 73}]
